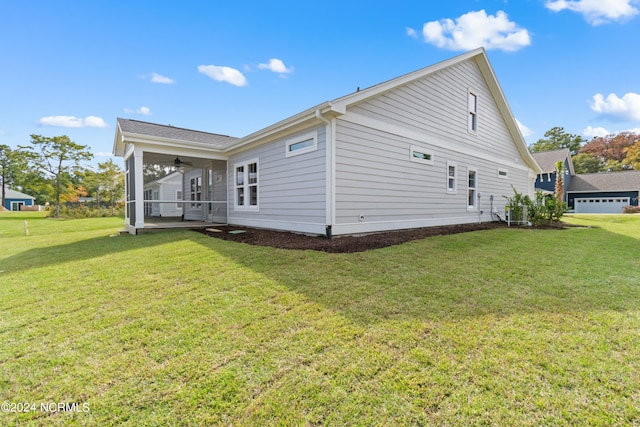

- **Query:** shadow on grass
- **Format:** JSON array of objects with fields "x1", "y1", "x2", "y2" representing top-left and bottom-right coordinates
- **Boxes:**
[
  {"x1": 191, "y1": 226, "x2": 640, "y2": 324},
  {"x1": 0, "y1": 231, "x2": 191, "y2": 274}
]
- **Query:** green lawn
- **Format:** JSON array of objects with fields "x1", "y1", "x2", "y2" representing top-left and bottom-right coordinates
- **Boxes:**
[{"x1": 1, "y1": 212, "x2": 639, "y2": 426}]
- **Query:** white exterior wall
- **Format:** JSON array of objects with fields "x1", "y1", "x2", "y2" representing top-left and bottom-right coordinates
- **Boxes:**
[
  {"x1": 332, "y1": 59, "x2": 532, "y2": 235},
  {"x1": 227, "y1": 126, "x2": 327, "y2": 234}
]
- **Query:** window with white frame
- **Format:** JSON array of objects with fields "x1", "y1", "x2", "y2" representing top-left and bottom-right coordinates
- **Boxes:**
[
  {"x1": 468, "y1": 168, "x2": 477, "y2": 209},
  {"x1": 410, "y1": 146, "x2": 434, "y2": 165},
  {"x1": 190, "y1": 176, "x2": 202, "y2": 208},
  {"x1": 285, "y1": 131, "x2": 317, "y2": 157},
  {"x1": 234, "y1": 159, "x2": 259, "y2": 210},
  {"x1": 498, "y1": 168, "x2": 508, "y2": 179},
  {"x1": 447, "y1": 161, "x2": 457, "y2": 194},
  {"x1": 176, "y1": 190, "x2": 182, "y2": 209},
  {"x1": 468, "y1": 90, "x2": 478, "y2": 133}
]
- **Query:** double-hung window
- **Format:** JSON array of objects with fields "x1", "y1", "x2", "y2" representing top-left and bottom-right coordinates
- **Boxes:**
[
  {"x1": 447, "y1": 161, "x2": 457, "y2": 194},
  {"x1": 468, "y1": 168, "x2": 477, "y2": 209},
  {"x1": 468, "y1": 90, "x2": 478, "y2": 133},
  {"x1": 234, "y1": 159, "x2": 259, "y2": 211}
]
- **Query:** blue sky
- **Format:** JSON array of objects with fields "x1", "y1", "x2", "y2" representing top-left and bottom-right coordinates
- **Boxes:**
[{"x1": 1, "y1": 0, "x2": 639, "y2": 166}]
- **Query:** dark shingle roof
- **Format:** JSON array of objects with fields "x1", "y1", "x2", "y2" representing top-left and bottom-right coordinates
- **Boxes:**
[
  {"x1": 568, "y1": 170, "x2": 640, "y2": 192},
  {"x1": 531, "y1": 149, "x2": 571, "y2": 173},
  {"x1": 117, "y1": 118, "x2": 239, "y2": 148}
]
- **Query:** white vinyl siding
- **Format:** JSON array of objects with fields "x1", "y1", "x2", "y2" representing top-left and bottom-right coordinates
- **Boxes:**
[
  {"x1": 228, "y1": 126, "x2": 327, "y2": 233},
  {"x1": 333, "y1": 114, "x2": 530, "y2": 230},
  {"x1": 347, "y1": 60, "x2": 522, "y2": 166}
]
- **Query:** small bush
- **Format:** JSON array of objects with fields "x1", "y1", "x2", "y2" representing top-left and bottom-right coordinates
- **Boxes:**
[
  {"x1": 504, "y1": 187, "x2": 566, "y2": 226},
  {"x1": 622, "y1": 205, "x2": 640, "y2": 214}
]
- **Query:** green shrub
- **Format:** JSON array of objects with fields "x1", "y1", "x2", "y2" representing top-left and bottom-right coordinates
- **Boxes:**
[{"x1": 504, "y1": 187, "x2": 566, "y2": 226}]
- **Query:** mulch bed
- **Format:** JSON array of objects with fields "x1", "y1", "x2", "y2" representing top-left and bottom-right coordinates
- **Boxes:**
[{"x1": 193, "y1": 221, "x2": 519, "y2": 253}]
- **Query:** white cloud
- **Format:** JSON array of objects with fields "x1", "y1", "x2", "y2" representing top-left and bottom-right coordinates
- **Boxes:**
[
  {"x1": 546, "y1": 0, "x2": 639, "y2": 25},
  {"x1": 149, "y1": 73, "x2": 174, "y2": 84},
  {"x1": 589, "y1": 92, "x2": 640, "y2": 121},
  {"x1": 406, "y1": 27, "x2": 418, "y2": 38},
  {"x1": 39, "y1": 115, "x2": 108, "y2": 128},
  {"x1": 124, "y1": 106, "x2": 151, "y2": 116},
  {"x1": 422, "y1": 10, "x2": 531, "y2": 52},
  {"x1": 198, "y1": 65, "x2": 248, "y2": 87},
  {"x1": 516, "y1": 119, "x2": 534, "y2": 137},
  {"x1": 258, "y1": 58, "x2": 294, "y2": 74},
  {"x1": 582, "y1": 125, "x2": 611, "y2": 138}
]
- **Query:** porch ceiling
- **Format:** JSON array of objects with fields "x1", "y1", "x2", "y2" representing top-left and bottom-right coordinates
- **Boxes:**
[{"x1": 143, "y1": 152, "x2": 223, "y2": 169}]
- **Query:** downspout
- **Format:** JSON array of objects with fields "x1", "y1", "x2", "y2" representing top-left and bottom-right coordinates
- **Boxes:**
[{"x1": 315, "y1": 107, "x2": 333, "y2": 239}]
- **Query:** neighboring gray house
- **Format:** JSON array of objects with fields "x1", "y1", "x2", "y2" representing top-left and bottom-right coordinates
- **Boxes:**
[
  {"x1": 143, "y1": 171, "x2": 184, "y2": 218},
  {"x1": 113, "y1": 48, "x2": 541, "y2": 236},
  {"x1": 3, "y1": 188, "x2": 36, "y2": 211}
]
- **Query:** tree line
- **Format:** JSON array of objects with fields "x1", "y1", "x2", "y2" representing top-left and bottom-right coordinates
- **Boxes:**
[
  {"x1": 0, "y1": 134, "x2": 124, "y2": 217},
  {"x1": 529, "y1": 127, "x2": 640, "y2": 173}
]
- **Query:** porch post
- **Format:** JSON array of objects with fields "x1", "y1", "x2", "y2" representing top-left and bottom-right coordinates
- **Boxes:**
[{"x1": 134, "y1": 147, "x2": 145, "y2": 229}]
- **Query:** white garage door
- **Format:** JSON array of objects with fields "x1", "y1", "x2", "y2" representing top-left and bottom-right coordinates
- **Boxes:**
[{"x1": 574, "y1": 197, "x2": 629, "y2": 214}]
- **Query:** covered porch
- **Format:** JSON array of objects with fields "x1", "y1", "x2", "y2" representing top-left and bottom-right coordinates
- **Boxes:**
[{"x1": 114, "y1": 118, "x2": 236, "y2": 235}]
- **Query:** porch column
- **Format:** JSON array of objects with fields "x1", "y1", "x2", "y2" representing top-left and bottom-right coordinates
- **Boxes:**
[{"x1": 134, "y1": 148, "x2": 145, "y2": 229}]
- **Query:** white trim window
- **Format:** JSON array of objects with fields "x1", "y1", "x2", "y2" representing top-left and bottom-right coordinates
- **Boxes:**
[
  {"x1": 447, "y1": 161, "x2": 457, "y2": 194},
  {"x1": 410, "y1": 146, "x2": 434, "y2": 165},
  {"x1": 468, "y1": 168, "x2": 477, "y2": 209},
  {"x1": 190, "y1": 176, "x2": 202, "y2": 208},
  {"x1": 234, "y1": 159, "x2": 259, "y2": 211},
  {"x1": 176, "y1": 190, "x2": 182, "y2": 209},
  {"x1": 285, "y1": 130, "x2": 318, "y2": 157},
  {"x1": 468, "y1": 89, "x2": 478, "y2": 133},
  {"x1": 498, "y1": 168, "x2": 508, "y2": 179}
]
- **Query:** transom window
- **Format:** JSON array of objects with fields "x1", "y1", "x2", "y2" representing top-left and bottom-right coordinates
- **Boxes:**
[
  {"x1": 498, "y1": 168, "x2": 508, "y2": 179},
  {"x1": 285, "y1": 131, "x2": 318, "y2": 157},
  {"x1": 234, "y1": 159, "x2": 259, "y2": 210},
  {"x1": 468, "y1": 90, "x2": 478, "y2": 133},
  {"x1": 410, "y1": 146, "x2": 434, "y2": 165}
]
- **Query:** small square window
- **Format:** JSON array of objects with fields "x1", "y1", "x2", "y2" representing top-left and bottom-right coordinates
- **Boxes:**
[{"x1": 498, "y1": 168, "x2": 508, "y2": 179}]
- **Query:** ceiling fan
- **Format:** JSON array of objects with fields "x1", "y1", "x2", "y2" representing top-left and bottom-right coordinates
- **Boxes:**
[{"x1": 171, "y1": 156, "x2": 193, "y2": 167}]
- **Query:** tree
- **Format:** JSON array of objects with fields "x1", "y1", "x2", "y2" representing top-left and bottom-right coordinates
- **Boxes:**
[
  {"x1": 623, "y1": 140, "x2": 640, "y2": 170},
  {"x1": 0, "y1": 145, "x2": 30, "y2": 209},
  {"x1": 21, "y1": 135, "x2": 93, "y2": 217},
  {"x1": 84, "y1": 159, "x2": 124, "y2": 214},
  {"x1": 529, "y1": 126, "x2": 585, "y2": 156},
  {"x1": 580, "y1": 131, "x2": 639, "y2": 170},
  {"x1": 572, "y1": 152, "x2": 606, "y2": 174},
  {"x1": 554, "y1": 161, "x2": 564, "y2": 205}
]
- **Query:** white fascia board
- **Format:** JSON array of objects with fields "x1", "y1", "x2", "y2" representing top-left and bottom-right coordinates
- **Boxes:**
[
  {"x1": 224, "y1": 102, "x2": 335, "y2": 154},
  {"x1": 113, "y1": 121, "x2": 125, "y2": 156}
]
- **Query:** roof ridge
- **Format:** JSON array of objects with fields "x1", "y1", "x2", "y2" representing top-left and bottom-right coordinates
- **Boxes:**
[{"x1": 117, "y1": 117, "x2": 237, "y2": 139}]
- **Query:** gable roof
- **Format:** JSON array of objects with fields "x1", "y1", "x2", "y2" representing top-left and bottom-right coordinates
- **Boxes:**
[
  {"x1": 568, "y1": 170, "x2": 640, "y2": 192},
  {"x1": 5, "y1": 188, "x2": 35, "y2": 200},
  {"x1": 114, "y1": 118, "x2": 239, "y2": 156},
  {"x1": 531, "y1": 149, "x2": 575, "y2": 175},
  {"x1": 113, "y1": 48, "x2": 540, "y2": 173}
]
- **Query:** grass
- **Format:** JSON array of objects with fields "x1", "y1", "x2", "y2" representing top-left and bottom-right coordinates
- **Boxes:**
[{"x1": 1, "y1": 212, "x2": 639, "y2": 425}]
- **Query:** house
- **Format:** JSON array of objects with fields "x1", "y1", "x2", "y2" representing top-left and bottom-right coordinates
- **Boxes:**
[
  {"x1": 531, "y1": 149, "x2": 573, "y2": 201},
  {"x1": 143, "y1": 171, "x2": 184, "y2": 218},
  {"x1": 532, "y1": 150, "x2": 640, "y2": 213},
  {"x1": 568, "y1": 171, "x2": 640, "y2": 213},
  {"x1": 3, "y1": 188, "x2": 36, "y2": 211},
  {"x1": 113, "y1": 48, "x2": 541, "y2": 236}
]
